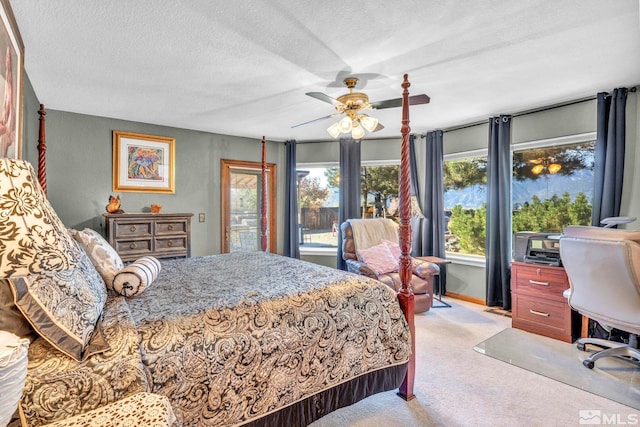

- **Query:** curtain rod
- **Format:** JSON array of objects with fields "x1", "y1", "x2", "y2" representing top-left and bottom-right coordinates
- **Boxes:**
[{"x1": 421, "y1": 95, "x2": 598, "y2": 137}]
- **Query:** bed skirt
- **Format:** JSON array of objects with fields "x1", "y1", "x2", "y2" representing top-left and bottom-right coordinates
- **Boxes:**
[{"x1": 244, "y1": 362, "x2": 408, "y2": 427}]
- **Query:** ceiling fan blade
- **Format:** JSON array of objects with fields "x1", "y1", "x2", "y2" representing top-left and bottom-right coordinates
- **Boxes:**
[
  {"x1": 370, "y1": 94, "x2": 430, "y2": 110},
  {"x1": 306, "y1": 92, "x2": 344, "y2": 107},
  {"x1": 372, "y1": 122, "x2": 385, "y2": 132},
  {"x1": 291, "y1": 113, "x2": 341, "y2": 128}
]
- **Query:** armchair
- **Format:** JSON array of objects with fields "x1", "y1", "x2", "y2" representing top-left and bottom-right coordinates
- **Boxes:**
[
  {"x1": 559, "y1": 226, "x2": 640, "y2": 369},
  {"x1": 341, "y1": 218, "x2": 439, "y2": 313}
]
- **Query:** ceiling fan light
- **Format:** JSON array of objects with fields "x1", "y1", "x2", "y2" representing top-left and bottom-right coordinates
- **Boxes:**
[
  {"x1": 359, "y1": 115, "x2": 379, "y2": 132},
  {"x1": 351, "y1": 123, "x2": 365, "y2": 139},
  {"x1": 548, "y1": 163, "x2": 562, "y2": 174},
  {"x1": 327, "y1": 122, "x2": 341, "y2": 138},
  {"x1": 338, "y1": 116, "x2": 353, "y2": 133},
  {"x1": 531, "y1": 164, "x2": 544, "y2": 175}
]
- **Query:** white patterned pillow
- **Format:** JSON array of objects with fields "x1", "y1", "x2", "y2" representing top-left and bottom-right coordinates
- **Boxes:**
[
  {"x1": 71, "y1": 228, "x2": 124, "y2": 288},
  {"x1": 112, "y1": 256, "x2": 161, "y2": 297},
  {"x1": 0, "y1": 159, "x2": 82, "y2": 278},
  {"x1": 358, "y1": 242, "x2": 399, "y2": 275},
  {"x1": 8, "y1": 239, "x2": 108, "y2": 361}
]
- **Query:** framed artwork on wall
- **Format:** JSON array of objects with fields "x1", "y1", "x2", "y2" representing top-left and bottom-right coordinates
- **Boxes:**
[
  {"x1": 112, "y1": 130, "x2": 175, "y2": 193},
  {"x1": 0, "y1": 0, "x2": 24, "y2": 159}
]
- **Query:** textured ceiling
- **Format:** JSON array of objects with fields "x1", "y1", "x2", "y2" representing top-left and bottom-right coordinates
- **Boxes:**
[{"x1": 10, "y1": 0, "x2": 640, "y2": 142}]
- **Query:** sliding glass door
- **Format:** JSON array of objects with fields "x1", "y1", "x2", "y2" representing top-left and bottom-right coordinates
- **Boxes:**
[{"x1": 220, "y1": 159, "x2": 276, "y2": 253}]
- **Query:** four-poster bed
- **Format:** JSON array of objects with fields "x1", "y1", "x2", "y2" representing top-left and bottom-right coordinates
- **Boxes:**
[{"x1": 21, "y1": 75, "x2": 420, "y2": 426}]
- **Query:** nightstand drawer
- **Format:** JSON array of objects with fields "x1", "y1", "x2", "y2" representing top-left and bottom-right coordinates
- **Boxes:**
[{"x1": 113, "y1": 222, "x2": 152, "y2": 238}]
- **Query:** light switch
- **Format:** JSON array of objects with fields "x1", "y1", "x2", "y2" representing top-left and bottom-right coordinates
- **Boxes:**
[{"x1": 199, "y1": 213, "x2": 205, "y2": 222}]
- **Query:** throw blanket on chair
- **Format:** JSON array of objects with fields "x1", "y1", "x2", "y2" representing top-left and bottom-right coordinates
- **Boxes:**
[{"x1": 348, "y1": 218, "x2": 399, "y2": 256}]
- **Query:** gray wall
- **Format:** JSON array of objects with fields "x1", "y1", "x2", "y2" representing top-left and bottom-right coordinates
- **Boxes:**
[{"x1": 22, "y1": 76, "x2": 285, "y2": 257}]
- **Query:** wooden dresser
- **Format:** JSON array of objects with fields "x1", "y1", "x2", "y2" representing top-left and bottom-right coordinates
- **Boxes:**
[
  {"x1": 511, "y1": 261, "x2": 580, "y2": 343},
  {"x1": 104, "y1": 213, "x2": 193, "y2": 262}
]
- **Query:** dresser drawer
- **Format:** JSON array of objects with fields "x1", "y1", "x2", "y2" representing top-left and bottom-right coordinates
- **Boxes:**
[
  {"x1": 512, "y1": 293, "x2": 573, "y2": 342},
  {"x1": 512, "y1": 263, "x2": 568, "y2": 300},
  {"x1": 155, "y1": 236, "x2": 187, "y2": 253},
  {"x1": 155, "y1": 220, "x2": 188, "y2": 235},
  {"x1": 113, "y1": 238, "x2": 153, "y2": 260},
  {"x1": 113, "y1": 221, "x2": 153, "y2": 238}
]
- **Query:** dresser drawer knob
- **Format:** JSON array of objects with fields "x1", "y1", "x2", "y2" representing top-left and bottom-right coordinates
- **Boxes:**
[
  {"x1": 529, "y1": 279, "x2": 549, "y2": 286},
  {"x1": 529, "y1": 309, "x2": 550, "y2": 317},
  {"x1": 167, "y1": 240, "x2": 173, "y2": 247},
  {"x1": 130, "y1": 242, "x2": 137, "y2": 249},
  {"x1": 130, "y1": 225, "x2": 137, "y2": 232},
  {"x1": 168, "y1": 224, "x2": 174, "y2": 231}
]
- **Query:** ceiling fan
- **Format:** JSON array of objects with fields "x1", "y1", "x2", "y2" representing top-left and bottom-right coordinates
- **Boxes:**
[{"x1": 292, "y1": 77, "x2": 430, "y2": 139}]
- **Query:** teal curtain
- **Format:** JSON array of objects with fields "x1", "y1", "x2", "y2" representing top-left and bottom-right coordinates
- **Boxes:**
[
  {"x1": 591, "y1": 88, "x2": 628, "y2": 226},
  {"x1": 337, "y1": 138, "x2": 361, "y2": 270},
  {"x1": 485, "y1": 116, "x2": 512, "y2": 309},
  {"x1": 421, "y1": 130, "x2": 446, "y2": 292},
  {"x1": 283, "y1": 140, "x2": 299, "y2": 258}
]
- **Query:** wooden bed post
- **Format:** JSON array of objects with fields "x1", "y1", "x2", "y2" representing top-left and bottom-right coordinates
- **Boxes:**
[
  {"x1": 37, "y1": 104, "x2": 47, "y2": 195},
  {"x1": 260, "y1": 136, "x2": 268, "y2": 252},
  {"x1": 397, "y1": 74, "x2": 416, "y2": 401}
]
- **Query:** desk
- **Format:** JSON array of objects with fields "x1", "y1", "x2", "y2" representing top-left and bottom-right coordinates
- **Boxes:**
[{"x1": 417, "y1": 256, "x2": 452, "y2": 308}]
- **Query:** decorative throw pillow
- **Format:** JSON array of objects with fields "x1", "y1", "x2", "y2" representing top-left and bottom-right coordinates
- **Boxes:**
[
  {"x1": 382, "y1": 239, "x2": 401, "y2": 260},
  {"x1": 0, "y1": 159, "x2": 82, "y2": 278},
  {"x1": 112, "y1": 256, "x2": 161, "y2": 297},
  {"x1": 70, "y1": 228, "x2": 124, "y2": 289},
  {"x1": 8, "y1": 240, "x2": 108, "y2": 361},
  {"x1": 358, "y1": 243, "x2": 399, "y2": 275}
]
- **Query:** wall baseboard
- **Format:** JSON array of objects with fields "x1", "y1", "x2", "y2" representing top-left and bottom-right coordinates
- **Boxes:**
[{"x1": 444, "y1": 291, "x2": 485, "y2": 306}]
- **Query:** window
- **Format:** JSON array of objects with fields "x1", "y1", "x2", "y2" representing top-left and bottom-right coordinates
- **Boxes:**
[
  {"x1": 443, "y1": 134, "x2": 596, "y2": 258},
  {"x1": 297, "y1": 162, "x2": 400, "y2": 250},
  {"x1": 512, "y1": 139, "x2": 595, "y2": 233},
  {"x1": 443, "y1": 152, "x2": 488, "y2": 256},
  {"x1": 297, "y1": 165, "x2": 340, "y2": 248}
]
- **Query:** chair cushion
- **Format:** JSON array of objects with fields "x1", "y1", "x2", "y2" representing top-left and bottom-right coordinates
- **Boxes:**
[{"x1": 358, "y1": 243, "x2": 398, "y2": 275}]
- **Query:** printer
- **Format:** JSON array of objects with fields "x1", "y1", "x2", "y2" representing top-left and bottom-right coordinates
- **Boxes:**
[{"x1": 513, "y1": 231, "x2": 562, "y2": 266}]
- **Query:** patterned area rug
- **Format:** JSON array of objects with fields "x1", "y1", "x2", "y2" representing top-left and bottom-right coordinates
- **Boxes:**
[{"x1": 474, "y1": 328, "x2": 640, "y2": 410}]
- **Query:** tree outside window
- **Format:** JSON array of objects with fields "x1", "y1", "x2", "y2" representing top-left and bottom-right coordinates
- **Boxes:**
[{"x1": 444, "y1": 140, "x2": 595, "y2": 257}]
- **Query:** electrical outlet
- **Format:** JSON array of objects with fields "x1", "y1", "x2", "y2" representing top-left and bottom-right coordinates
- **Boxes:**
[{"x1": 199, "y1": 213, "x2": 205, "y2": 222}]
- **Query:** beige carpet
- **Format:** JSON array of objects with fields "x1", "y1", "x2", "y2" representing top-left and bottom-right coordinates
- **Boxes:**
[{"x1": 310, "y1": 298, "x2": 637, "y2": 427}]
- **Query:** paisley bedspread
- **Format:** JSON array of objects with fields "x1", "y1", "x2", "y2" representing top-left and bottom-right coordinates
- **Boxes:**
[{"x1": 21, "y1": 252, "x2": 410, "y2": 426}]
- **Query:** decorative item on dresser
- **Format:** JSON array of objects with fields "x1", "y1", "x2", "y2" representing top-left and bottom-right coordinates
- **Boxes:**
[
  {"x1": 511, "y1": 261, "x2": 581, "y2": 343},
  {"x1": 103, "y1": 212, "x2": 193, "y2": 262}
]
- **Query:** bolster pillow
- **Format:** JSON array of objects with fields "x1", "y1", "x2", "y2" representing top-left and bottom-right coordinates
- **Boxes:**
[{"x1": 112, "y1": 256, "x2": 161, "y2": 297}]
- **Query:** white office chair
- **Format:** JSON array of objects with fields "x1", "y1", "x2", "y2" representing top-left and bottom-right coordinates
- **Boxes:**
[{"x1": 560, "y1": 225, "x2": 640, "y2": 369}]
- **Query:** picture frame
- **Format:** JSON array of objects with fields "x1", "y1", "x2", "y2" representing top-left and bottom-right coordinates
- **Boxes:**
[
  {"x1": 0, "y1": 0, "x2": 24, "y2": 159},
  {"x1": 112, "y1": 131, "x2": 175, "y2": 193}
]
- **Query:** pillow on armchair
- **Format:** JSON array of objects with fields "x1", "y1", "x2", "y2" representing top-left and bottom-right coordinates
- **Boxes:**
[{"x1": 357, "y1": 243, "x2": 398, "y2": 275}]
